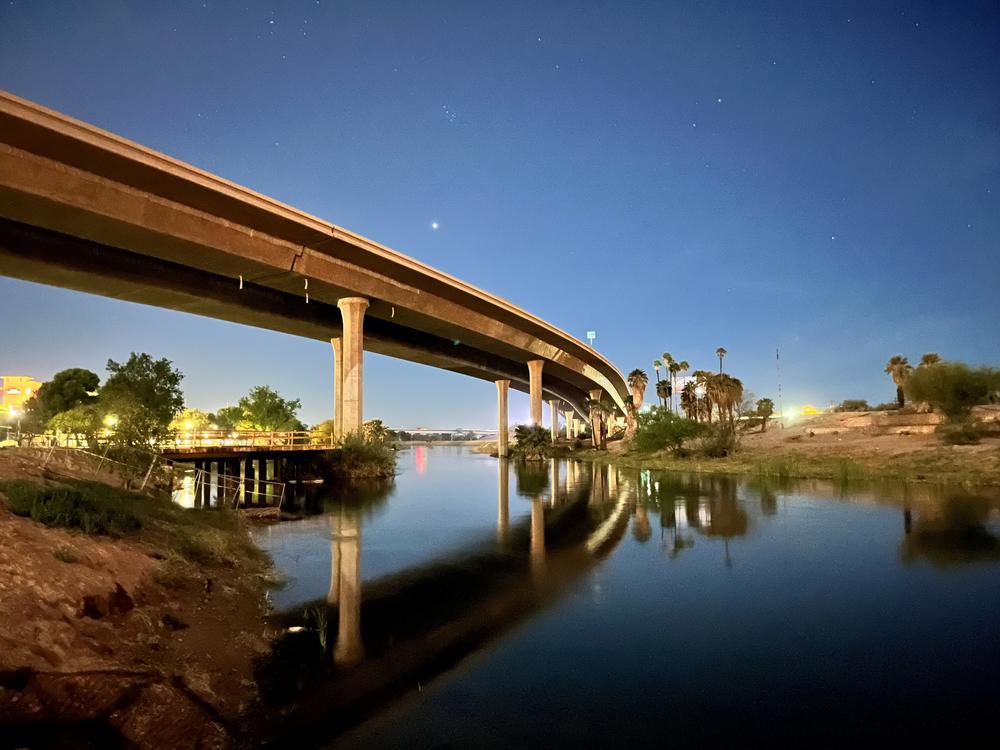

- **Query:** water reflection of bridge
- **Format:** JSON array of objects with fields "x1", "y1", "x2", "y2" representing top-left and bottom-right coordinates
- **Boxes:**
[{"x1": 256, "y1": 459, "x2": 635, "y2": 744}]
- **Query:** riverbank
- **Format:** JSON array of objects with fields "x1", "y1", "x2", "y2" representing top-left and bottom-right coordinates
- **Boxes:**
[
  {"x1": 564, "y1": 414, "x2": 1000, "y2": 486},
  {"x1": 0, "y1": 449, "x2": 278, "y2": 748}
]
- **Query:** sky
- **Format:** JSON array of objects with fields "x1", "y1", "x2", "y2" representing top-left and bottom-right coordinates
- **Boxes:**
[{"x1": 1, "y1": 0, "x2": 998, "y2": 427}]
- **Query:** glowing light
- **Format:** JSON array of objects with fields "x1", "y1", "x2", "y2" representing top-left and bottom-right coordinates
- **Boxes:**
[
  {"x1": 103, "y1": 414, "x2": 118, "y2": 428},
  {"x1": 431, "y1": 221, "x2": 439, "y2": 230},
  {"x1": 184, "y1": 420, "x2": 194, "y2": 431}
]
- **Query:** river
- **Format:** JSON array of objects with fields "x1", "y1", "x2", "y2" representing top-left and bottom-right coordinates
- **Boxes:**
[{"x1": 246, "y1": 445, "x2": 1000, "y2": 746}]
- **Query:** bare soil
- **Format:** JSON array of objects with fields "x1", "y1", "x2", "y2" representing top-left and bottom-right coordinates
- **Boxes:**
[{"x1": 0, "y1": 449, "x2": 275, "y2": 749}]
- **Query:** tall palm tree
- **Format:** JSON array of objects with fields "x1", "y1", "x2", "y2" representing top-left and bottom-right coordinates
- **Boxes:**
[
  {"x1": 692, "y1": 370, "x2": 713, "y2": 423},
  {"x1": 919, "y1": 352, "x2": 941, "y2": 367},
  {"x1": 667, "y1": 360, "x2": 682, "y2": 413},
  {"x1": 716, "y1": 347, "x2": 727, "y2": 374},
  {"x1": 884, "y1": 355, "x2": 913, "y2": 408},
  {"x1": 680, "y1": 381, "x2": 698, "y2": 420},
  {"x1": 652, "y1": 360, "x2": 663, "y2": 406},
  {"x1": 626, "y1": 369, "x2": 648, "y2": 435},
  {"x1": 675, "y1": 359, "x2": 689, "y2": 414}
]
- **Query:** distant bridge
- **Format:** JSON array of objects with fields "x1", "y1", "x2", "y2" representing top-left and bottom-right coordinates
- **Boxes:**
[{"x1": 0, "y1": 91, "x2": 628, "y2": 454}]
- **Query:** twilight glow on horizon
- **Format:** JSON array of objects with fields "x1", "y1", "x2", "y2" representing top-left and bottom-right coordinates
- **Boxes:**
[{"x1": 1, "y1": 1, "x2": 997, "y2": 426}]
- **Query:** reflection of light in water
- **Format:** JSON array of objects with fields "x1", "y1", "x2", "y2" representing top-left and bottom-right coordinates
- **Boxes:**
[
  {"x1": 172, "y1": 469, "x2": 196, "y2": 508},
  {"x1": 415, "y1": 445, "x2": 427, "y2": 474}
]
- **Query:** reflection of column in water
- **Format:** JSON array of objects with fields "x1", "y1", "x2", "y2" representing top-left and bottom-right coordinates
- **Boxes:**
[
  {"x1": 608, "y1": 467, "x2": 618, "y2": 497},
  {"x1": 327, "y1": 511, "x2": 342, "y2": 605},
  {"x1": 549, "y1": 459, "x2": 559, "y2": 507},
  {"x1": 265, "y1": 459, "x2": 275, "y2": 504},
  {"x1": 497, "y1": 459, "x2": 510, "y2": 542},
  {"x1": 334, "y1": 507, "x2": 364, "y2": 666},
  {"x1": 531, "y1": 498, "x2": 545, "y2": 575}
]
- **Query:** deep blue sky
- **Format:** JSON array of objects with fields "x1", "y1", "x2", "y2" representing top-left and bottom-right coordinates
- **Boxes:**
[{"x1": 2, "y1": 0, "x2": 998, "y2": 426}]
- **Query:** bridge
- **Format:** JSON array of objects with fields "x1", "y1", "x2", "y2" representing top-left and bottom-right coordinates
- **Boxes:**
[{"x1": 0, "y1": 90, "x2": 628, "y2": 450}]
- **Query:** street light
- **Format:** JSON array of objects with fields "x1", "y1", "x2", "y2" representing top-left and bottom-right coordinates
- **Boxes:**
[
  {"x1": 10, "y1": 407, "x2": 21, "y2": 442},
  {"x1": 103, "y1": 414, "x2": 119, "y2": 429}
]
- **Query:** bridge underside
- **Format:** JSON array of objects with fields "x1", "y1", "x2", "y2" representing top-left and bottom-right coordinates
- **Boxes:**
[{"x1": 0, "y1": 216, "x2": 593, "y2": 415}]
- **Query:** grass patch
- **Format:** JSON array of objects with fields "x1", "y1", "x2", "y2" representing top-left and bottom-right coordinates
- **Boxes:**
[
  {"x1": 1, "y1": 479, "x2": 143, "y2": 536},
  {"x1": 0, "y1": 478, "x2": 271, "y2": 570}
]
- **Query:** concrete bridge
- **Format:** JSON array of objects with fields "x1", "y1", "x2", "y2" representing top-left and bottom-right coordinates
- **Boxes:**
[{"x1": 0, "y1": 91, "x2": 628, "y2": 451}]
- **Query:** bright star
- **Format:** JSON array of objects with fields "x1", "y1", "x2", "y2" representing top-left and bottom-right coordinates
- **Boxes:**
[{"x1": 431, "y1": 221, "x2": 439, "y2": 230}]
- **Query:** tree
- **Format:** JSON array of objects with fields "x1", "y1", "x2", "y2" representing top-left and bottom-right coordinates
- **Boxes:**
[
  {"x1": 210, "y1": 406, "x2": 243, "y2": 430},
  {"x1": 48, "y1": 404, "x2": 102, "y2": 447},
  {"x1": 169, "y1": 408, "x2": 212, "y2": 432},
  {"x1": 884, "y1": 355, "x2": 913, "y2": 408},
  {"x1": 756, "y1": 398, "x2": 775, "y2": 432},
  {"x1": 101, "y1": 353, "x2": 184, "y2": 447},
  {"x1": 632, "y1": 406, "x2": 704, "y2": 453},
  {"x1": 716, "y1": 347, "x2": 727, "y2": 374},
  {"x1": 919, "y1": 352, "x2": 942, "y2": 367},
  {"x1": 235, "y1": 386, "x2": 303, "y2": 431},
  {"x1": 680, "y1": 381, "x2": 698, "y2": 420},
  {"x1": 655, "y1": 380, "x2": 671, "y2": 409},
  {"x1": 626, "y1": 369, "x2": 648, "y2": 435},
  {"x1": 835, "y1": 399, "x2": 871, "y2": 412},
  {"x1": 24, "y1": 368, "x2": 100, "y2": 429},
  {"x1": 652, "y1": 359, "x2": 664, "y2": 405},
  {"x1": 905, "y1": 362, "x2": 997, "y2": 421}
]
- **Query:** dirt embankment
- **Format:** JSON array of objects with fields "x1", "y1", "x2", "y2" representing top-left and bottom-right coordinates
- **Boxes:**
[
  {"x1": 573, "y1": 409, "x2": 1000, "y2": 485},
  {"x1": 0, "y1": 449, "x2": 275, "y2": 749}
]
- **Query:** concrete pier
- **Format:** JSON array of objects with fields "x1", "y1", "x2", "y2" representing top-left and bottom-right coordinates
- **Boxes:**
[
  {"x1": 589, "y1": 388, "x2": 604, "y2": 448},
  {"x1": 528, "y1": 360, "x2": 544, "y2": 425},
  {"x1": 564, "y1": 409, "x2": 575, "y2": 439},
  {"x1": 337, "y1": 297, "x2": 369, "y2": 435},
  {"x1": 330, "y1": 336, "x2": 343, "y2": 439},
  {"x1": 496, "y1": 379, "x2": 511, "y2": 457},
  {"x1": 549, "y1": 399, "x2": 559, "y2": 443}
]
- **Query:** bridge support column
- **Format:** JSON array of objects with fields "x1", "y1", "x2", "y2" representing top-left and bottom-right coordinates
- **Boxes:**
[
  {"x1": 573, "y1": 417, "x2": 582, "y2": 438},
  {"x1": 330, "y1": 337, "x2": 344, "y2": 439},
  {"x1": 564, "y1": 409, "x2": 575, "y2": 439},
  {"x1": 527, "y1": 360, "x2": 544, "y2": 425},
  {"x1": 549, "y1": 399, "x2": 559, "y2": 443},
  {"x1": 496, "y1": 380, "x2": 510, "y2": 457},
  {"x1": 337, "y1": 298, "x2": 369, "y2": 435},
  {"x1": 589, "y1": 388, "x2": 604, "y2": 448}
]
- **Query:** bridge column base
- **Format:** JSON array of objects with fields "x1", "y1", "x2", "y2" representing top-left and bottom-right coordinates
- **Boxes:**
[
  {"x1": 496, "y1": 380, "x2": 511, "y2": 457},
  {"x1": 337, "y1": 298, "x2": 369, "y2": 435}
]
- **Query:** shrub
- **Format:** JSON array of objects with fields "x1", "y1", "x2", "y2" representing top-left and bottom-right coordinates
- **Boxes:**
[
  {"x1": 906, "y1": 362, "x2": 998, "y2": 420},
  {"x1": 512, "y1": 424, "x2": 551, "y2": 459},
  {"x1": 53, "y1": 545, "x2": 79, "y2": 563},
  {"x1": 632, "y1": 407, "x2": 704, "y2": 453},
  {"x1": 937, "y1": 420, "x2": 984, "y2": 446},
  {"x1": 697, "y1": 423, "x2": 739, "y2": 457},
  {"x1": 338, "y1": 431, "x2": 396, "y2": 478},
  {"x1": 835, "y1": 399, "x2": 871, "y2": 412},
  {"x1": 1, "y1": 480, "x2": 143, "y2": 535}
]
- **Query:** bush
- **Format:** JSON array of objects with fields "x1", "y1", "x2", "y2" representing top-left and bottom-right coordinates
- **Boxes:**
[
  {"x1": 512, "y1": 424, "x2": 551, "y2": 459},
  {"x1": 338, "y1": 431, "x2": 396, "y2": 478},
  {"x1": 937, "y1": 420, "x2": 984, "y2": 445},
  {"x1": 697, "y1": 423, "x2": 739, "y2": 457},
  {"x1": 1, "y1": 479, "x2": 144, "y2": 535},
  {"x1": 632, "y1": 407, "x2": 704, "y2": 453},
  {"x1": 906, "y1": 362, "x2": 998, "y2": 420},
  {"x1": 835, "y1": 399, "x2": 871, "y2": 412}
]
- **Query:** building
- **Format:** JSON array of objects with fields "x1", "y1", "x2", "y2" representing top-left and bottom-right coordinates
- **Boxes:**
[{"x1": 1, "y1": 375, "x2": 42, "y2": 417}]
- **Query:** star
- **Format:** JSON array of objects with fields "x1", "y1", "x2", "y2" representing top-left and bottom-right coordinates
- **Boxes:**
[
  {"x1": 717, "y1": 97, "x2": 723, "y2": 103},
  {"x1": 431, "y1": 221, "x2": 439, "y2": 230}
]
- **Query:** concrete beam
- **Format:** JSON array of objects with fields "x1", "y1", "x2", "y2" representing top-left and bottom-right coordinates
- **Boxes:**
[{"x1": 337, "y1": 297, "x2": 368, "y2": 434}]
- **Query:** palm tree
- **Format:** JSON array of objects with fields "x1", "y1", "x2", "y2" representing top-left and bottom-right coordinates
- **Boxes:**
[
  {"x1": 692, "y1": 370, "x2": 714, "y2": 422},
  {"x1": 675, "y1": 359, "x2": 689, "y2": 414},
  {"x1": 919, "y1": 352, "x2": 941, "y2": 367},
  {"x1": 884, "y1": 355, "x2": 913, "y2": 408},
  {"x1": 626, "y1": 369, "x2": 648, "y2": 435},
  {"x1": 716, "y1": 347, "x2": 727, "y2": 374},
  {"x1": 652, "y1": 360, "x2": 663, "y2": 406},
  {"x1": 680, "y1": 381, "x2": 698, "y2": 420},
  {"x1": 667, "y1": 360, "x2": 682, "y2": 413}
]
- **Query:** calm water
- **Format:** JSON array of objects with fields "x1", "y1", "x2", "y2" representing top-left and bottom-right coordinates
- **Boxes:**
[{"x1": 250, "y1": 446, "x2": 1000, "y2": 746}]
